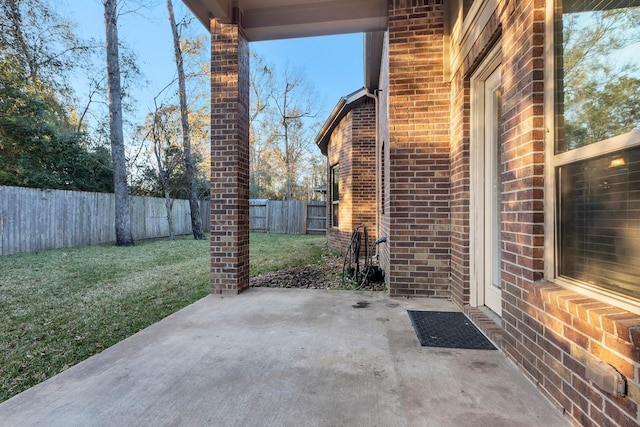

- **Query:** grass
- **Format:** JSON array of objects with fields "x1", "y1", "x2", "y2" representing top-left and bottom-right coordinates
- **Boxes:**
[
  {"x1": 0, "y1": 232, "x2": 326, "y2": 403},
  {"x1": 249, "y1": 233, "x2": 326, "y2": 276}
]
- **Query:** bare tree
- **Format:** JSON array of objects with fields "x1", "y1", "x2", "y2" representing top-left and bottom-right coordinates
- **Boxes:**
[
  {"x1": 103, "y1": 0, "x2": 133, "y2": 246},
  {"x1": 166, "y1": 0, "x2": 204, "y2": 240},
  {"x1": 248, "y1": 53, "x2": 322, "y2": 200},
  {"x1": 249, "y1": 51, "x2": 277, "y2": 198},
  {"x1": 0, "y1": 0, "x2": 90, "y2": 90},
  {"x1": 270, "y1": 67, "x2": 318, "y2": 201},
  {"x1": 146, "y1": 101, "x2": 184, "y2": 241}
]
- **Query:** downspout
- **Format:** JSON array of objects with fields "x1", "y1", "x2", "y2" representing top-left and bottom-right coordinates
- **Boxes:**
[{"x1": 364, "y1": 88, "x2": 379, "y2": 238}]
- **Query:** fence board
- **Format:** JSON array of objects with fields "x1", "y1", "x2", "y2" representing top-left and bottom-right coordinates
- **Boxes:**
[
  {"x1": 0, "y1": 186, "x2": 211, "y2": 256},
  {"x1": 248, "y1": 199, "x2": 326, "y2": 235},
  {"x1": 0, "y1": 186, "x2": 324, "y2": 255},
  {"x1": 306, "y1": 201, "x2": 327, "y2": 234},
  {"x1": 249, "y1": 199, "x2": 268, "y2": 232}
]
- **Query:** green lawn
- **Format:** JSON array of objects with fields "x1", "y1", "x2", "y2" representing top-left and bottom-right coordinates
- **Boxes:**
[
  {"x1": 0, "y1": 232, "x2": 326, "y2": 403},
  {"x1": 250, "y1": 233, "x2": 326, "y2": 276}
]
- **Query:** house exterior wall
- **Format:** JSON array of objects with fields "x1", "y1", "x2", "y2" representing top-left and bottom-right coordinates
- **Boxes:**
[
  {"x1": 448, "y1": 1, "x2": 640, "y2": 425},
  {"x1": 327, "y1": 113, "x2": 353, "y2": 253},
  {"x1": 499, "y1": 2, "x2": 640, "y2": 421},
  {"x1": 376, "y1": 0, "x2": 640, "y2": 425},
  {"x1": 351, "y1": 99, "x2": 377, "y2": 243},
  {"x1": 383, "y1": 0, "x2": 451, "y2": 298},
  {"x1": 326, "y1": 100, "x2": 377, "y2": 255}
]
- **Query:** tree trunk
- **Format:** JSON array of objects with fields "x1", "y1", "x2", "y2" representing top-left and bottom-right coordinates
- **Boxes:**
[
  {"x1": 163, "y1": 188, "x2": 175, "y2": 241},
  {"x1": 151, "y1": 109, "x2": 175, "y2": 241},
  {"x1": 166, "y1": 0, "x2": 205, "y2": 240},
  {"x1": 6, "y1": 0, "x2": 38, "y2": 83},
  {"x1": 284, "y1": 122, "x2": 292, "y2": 201},
  {"x1": 104, "y1": 0, "x2": 133, "y2": 246}
]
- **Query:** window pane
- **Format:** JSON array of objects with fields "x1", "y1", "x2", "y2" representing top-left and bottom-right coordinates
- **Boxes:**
[
  {"x1": 331, "y1": 165, "x2": 339, "y2": 227},
  {"x1": 555, "y1": 1, "x2": 640, "y2": 152},
  {"x1": 463, "y1": 0, "x2": 475, "y2": 18},
  {"x1": 332, "y1": 165, "x2": 339, "y2": 202},
  {"x1": 558, "y1": 146, "x2": 640, "y2": 298}
]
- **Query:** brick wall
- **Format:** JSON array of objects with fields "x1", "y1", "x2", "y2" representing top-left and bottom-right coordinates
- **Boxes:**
[
  {"x1": 496, "y1": 1, "x2": 640, "y2": 425},
  {"x1": 327, "y1": 113, "x2": 352, "y2": 253},
  {"x1": 449, "y1": 58, "x2": 471, "y2": 309},
  {"x1": 385, "y1": 0, "x2": 451, "y2": 297},
  {"x1": 513, "y1": 283, "x2": 640, "y2": 426},
  {"x1": 449, "y1": 3, "x2": 502, "y2": 309},
  {"x1": 498, "y1": 2, "x2": 640, "y2": 420},
  {"x1": 442, "y1": 0, "x2": 640, "y2": 424},
  {"x1": 351, "y1": 99, "x2": 377, "y2": 242},
  {"x1": 326, "y1": 100, "x2": 377, "y2": 255},
  {"x1": 209, "y1": 18, "x2": 250, "y2": 294}
]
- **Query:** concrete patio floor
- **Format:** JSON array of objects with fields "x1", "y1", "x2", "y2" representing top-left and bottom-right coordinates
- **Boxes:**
[{"x1": 0, "y1": 288, "x2": 569, "y2": 426}]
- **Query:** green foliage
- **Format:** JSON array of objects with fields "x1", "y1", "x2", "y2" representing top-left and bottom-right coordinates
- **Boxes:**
[
  {"x1": 0, "y1": 0, "x2": 113, "y2": 192},
  {"x1": 131, "y1": 104, "x2": 210, "y2": 200},
  {"x1": 0, "y1": 60, "x2": 114, "y2": 192},
  {"x1": 561, "y1": 7, "x2": 640, "y2": 150},
  {"x1": 0, "y1": 0, "x2": 90, "y2": 96},
  {"x1": 565, "y1": 75, "x2": 640, "y2": 146}
]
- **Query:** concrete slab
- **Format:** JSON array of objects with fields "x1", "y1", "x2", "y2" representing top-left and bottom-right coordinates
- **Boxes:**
[{"x1": 0, "y1": 288, "x2": 569, "y2": 426}]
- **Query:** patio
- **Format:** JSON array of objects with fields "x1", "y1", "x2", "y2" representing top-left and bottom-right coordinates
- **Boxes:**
[{"x1": 0, "y1": 288, "x2": 568, "y2": 426}]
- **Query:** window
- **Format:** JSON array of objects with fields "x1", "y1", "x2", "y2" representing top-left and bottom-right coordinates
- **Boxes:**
[
  {"x1": 331, "y1": 164, "x2": 339, "y2": 228},
  {"x1": 462, "y1": 0, "x2": 475, "y2": 18},
  {"x1": 554, "y1": 0, "x2": 640, "y2": 299}
]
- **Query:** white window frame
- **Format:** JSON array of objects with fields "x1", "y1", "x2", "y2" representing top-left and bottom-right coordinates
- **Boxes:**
[
  {"x1": 331, "y1": 164, "x2": 339, "y2": 228},
  {"x1": 544, "y1": 0, "x2": 640, "y2": 314},
  {"x1": 448, "y1": 0, "x2": 498, "y2": 82}
]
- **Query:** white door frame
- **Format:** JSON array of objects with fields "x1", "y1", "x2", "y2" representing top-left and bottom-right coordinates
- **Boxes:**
[{"x1": 470, "y1": 42, "x2": 502, "y2": 316}]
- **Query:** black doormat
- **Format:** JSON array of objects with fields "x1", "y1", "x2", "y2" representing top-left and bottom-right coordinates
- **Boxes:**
[{"x1": 407, "y1": 310, "x2": 496, "y2": 350}]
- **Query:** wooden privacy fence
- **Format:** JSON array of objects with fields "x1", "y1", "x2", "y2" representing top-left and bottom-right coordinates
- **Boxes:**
[
  {"x1": 249, "y1": 199, "x2": 326, "y2": 234},
  {"x1": 0, "y1": 185, "x2": 210, "y2": 256}
]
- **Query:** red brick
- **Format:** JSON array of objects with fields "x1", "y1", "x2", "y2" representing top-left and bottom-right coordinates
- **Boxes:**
[
  {"x1": 591, "y1": 341, "x2": 635, "y2": 378},
  {"x1": 209, "y1": 18, "x2": 250, "y2": 294}
]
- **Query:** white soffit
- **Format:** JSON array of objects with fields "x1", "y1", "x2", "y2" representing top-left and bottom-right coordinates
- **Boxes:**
[{"x1": 183, "y1": 0, "x2": 388, "y2": 41}]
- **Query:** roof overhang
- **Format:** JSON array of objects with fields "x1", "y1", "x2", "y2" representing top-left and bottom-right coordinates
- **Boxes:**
[
  {"x1": 182, "y1": 0, "x2": 388, "y2": 41},
  {"x1": 364, "y1": 31, "x2": 384, "y2": 91},
  {"x1": 315, "y1": 87, "x2": 370, "y2": 156}
]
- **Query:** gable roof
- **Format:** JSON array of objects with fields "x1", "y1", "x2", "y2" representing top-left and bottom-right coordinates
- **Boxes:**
[
  {"x1": 182, "y1": 0, "x2": 387, "y2": 41},
  {"x1": 315, "y1": 87, "x2": 370, "y2": 156}
]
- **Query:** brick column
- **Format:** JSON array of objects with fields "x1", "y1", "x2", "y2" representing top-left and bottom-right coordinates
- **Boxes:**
[
  {"x1": 352, "y1": 100, "x2": 377, "y2": 241},
  {"x1": 386, "y1": 0, "x2": 451, "y2": 297},
  {"x1": 210, "y1": 17, "x2": 250, "y2": 294}
]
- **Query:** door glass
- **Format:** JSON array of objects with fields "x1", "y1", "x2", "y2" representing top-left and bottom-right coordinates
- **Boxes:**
[
  {"x1": 482, "y1": 65, "x2": 503, "y2": 317},
  {"x1": 491, "y1": 85, "x2": 503, "y2": 288}
]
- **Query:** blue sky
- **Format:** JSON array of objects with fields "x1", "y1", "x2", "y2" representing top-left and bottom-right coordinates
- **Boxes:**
[{"x1": 66, "y1": 0, "x2": 364, "y2": 122}]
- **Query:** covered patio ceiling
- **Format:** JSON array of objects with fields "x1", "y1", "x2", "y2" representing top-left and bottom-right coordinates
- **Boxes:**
[{"x1": 182, "y1": 0, "x2": 388, "y2": 41}]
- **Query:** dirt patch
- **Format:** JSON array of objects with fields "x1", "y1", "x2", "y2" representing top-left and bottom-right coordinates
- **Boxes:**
[
  {"x1": 250, "y1": 253, "x2": 385, "y2": 291},
  {"x1": 250, "y1": 253, "x2": 343, "y2": 289}
]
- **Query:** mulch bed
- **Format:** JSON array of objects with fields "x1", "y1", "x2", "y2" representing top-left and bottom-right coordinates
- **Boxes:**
[
  {"x1": 250, "y1": 254, "x2": 343, "y2": 289},
  {"x1": 250, "y1": 253, "x2": 385, "y2": 291}
]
